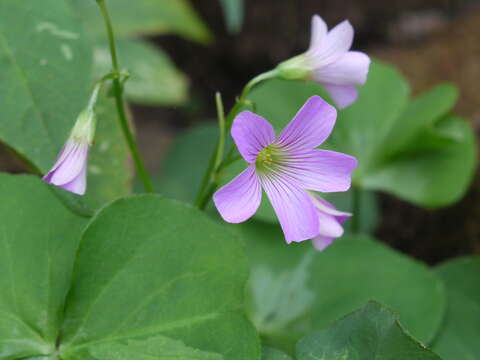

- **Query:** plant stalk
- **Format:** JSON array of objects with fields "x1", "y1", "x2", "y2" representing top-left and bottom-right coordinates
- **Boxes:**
[
  {"x1": 96, "y1": 0, "x2": 154, "y2": 193},
  {"x1": 351, "y1": 186, "x2": 361, "y2": 233}
]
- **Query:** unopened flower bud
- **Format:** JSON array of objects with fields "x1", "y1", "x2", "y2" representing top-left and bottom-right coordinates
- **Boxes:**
[{"x1": 42, "y1": 86, "x2": 99, "y2": 195}]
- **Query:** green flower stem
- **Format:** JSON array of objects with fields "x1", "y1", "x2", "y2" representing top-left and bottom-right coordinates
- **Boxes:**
[
  {"x1": 95, "y1": 0, "x2": 154, "y2": 193},
  {"x1": 195, "y1": 70, "x2": 278, "y2": 210},
  {"x1": 194, "y1": 93, "x2": 226, "y2": 209},
  {"x1": 214, "y1": 92, "x2": 226, "y2": 171},
  {"x1": 350, "y1": 185, "x2": 361, "y2": 234},
  {"x1": 225, "y1": 69, "x2": 278, "y2": 128}
]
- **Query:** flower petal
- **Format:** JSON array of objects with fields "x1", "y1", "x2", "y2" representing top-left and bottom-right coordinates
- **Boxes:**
[
  {"x1": 311, "y1": 196, "x2": 350, "y2": 251},
  {"x1": 43, "y1": 142, "x2": 89, "y2": 186},
  {"x1": 60, "y1": 162, "x2": 87, "y2": 195},
  {"x1": 308, "y1": 15, "x2": 327, "y2": 51},
  {"x1": 43, "y1": 141, "x2": 76, "y2": 182},
  {"x1": 279, "y1": 149, "x2": 358, "y2": 192},
  {"x1": 323, "y1": 84, "x2": 358, "y2": 109},
  {"x1": 213, "y1": 165, "x2": 262, "y2": 223},
  {"x1": 314, "y1": 51, "x2": 371, "y2": 86},
  {"x1": 317, "y1": 208, "x2": 344, "y2": 238},
  {"x1": 312, "y1": 236, "x2": 333, "y2": 251},
  {"x1": 308, "y1": 20, "x2": 354, "y2": 67},
  {"x1": 276, "y1": 96, "x2": 337, "y2": 151},
  {"x1": 311, "y1": 195, "x2": 352, "y2": 218},
  {"x1": 231, "y1": 111, "x2": 275, "y2": 163},
  {"x1": 260, "y1": 174, "x2": 318, "y2": 243}
]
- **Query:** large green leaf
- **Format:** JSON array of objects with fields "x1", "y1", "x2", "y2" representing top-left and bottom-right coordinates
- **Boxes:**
[
  {"x1": 262, "y1": 347, "x2": 293, "y2": 360},
  {"x1": 237, "y1": 223, "x2": 445, "y2": 352},
  {"x1": 296, "y1": 302, "x2": 442, "y2": 360},
  {"x1": 0, "y1": 174, "x2": 87, "y2": 359},
  {"x1": 0, "y1": 0, "x2": 92, "y2": 172},
  {"x1": 432, "y1": 257, "x2": 480, "y2": 360},
  {"x1": 93, "y1": 39, "x2": 188, "y2": 106},
  {"x1": 0, "y1": 0, "x2": 130, "y2": 212},
  {"x1": 250, "y1": 61, "x2": 476, "y2": 208},
  {"x1": 73, "y1": 0, "x2": 212, "y2": 44},
  {"x1": 59, "y1": 195, "x2": 260, "y2": 360},
  {"x1": 88, "y1": 336, "x2": 223, "y2": 360}
]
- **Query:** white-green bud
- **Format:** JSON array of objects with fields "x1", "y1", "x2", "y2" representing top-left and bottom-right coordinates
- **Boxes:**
[{"x1": 275, "y1": 54, "x2": 312, "y2": 81}]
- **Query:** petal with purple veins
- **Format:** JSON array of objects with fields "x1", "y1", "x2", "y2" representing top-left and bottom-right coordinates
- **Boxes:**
[
  {"x1": 231, "y1": 111, "x2": 276, "y2": 163},
  {"x1": 279, "y1": 149, "x2": 357, "y2": 192},
  {"x1": 260, "y1": 173, "x2": 318, "y2": 243},
  {"x1": 276, "y1": 96, "x2": 337, "y2": 151},
  {"x1": 43, "y1": 141, "x2": 89, "y2": 186},
  {"x1": 60, "y1": 161, "x2": 88, "y2": 195},
  {"x1": 213, "y1": 165, "x2": 262, "y2": 223}
]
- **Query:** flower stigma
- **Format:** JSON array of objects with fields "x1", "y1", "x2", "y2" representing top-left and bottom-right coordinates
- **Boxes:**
[{"x1": 256, "y1": 144, "x2": 283, "y2": 173}]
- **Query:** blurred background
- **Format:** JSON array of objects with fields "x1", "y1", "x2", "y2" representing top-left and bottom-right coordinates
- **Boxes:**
[{"x1": 3, "y1": 0, "x2": 480, "y2": 263}]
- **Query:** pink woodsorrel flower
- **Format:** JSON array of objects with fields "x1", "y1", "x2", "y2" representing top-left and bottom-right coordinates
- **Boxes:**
[
  {"x1": 213, "y1": 96, "x2": 357, "y2": 246},
  {"x1": 276, "y1": 15, "x2": 370, "y2": 109},
  {"x1": 42, "y1": 93, "x2": 97, "y2": 195}
]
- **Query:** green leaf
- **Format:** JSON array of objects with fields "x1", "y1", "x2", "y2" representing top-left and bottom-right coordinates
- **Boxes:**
[
  {"x1": 237, "y1": 224, "x2": 445, "y2": 351},
  {"x1": 262, "y1": 347, "x2": 293, "y2": 360},
  {"x1": 73, "y1": 0, "x2": 212, "y2": 44},
  {"x1": 84, "y1": 92, "x2": 133, "y2": 209},
  {"x1": 94, "y1": 39, "x2": 188, "y2": 106},
  {"x1": 250, "y1": 61, "x2": 477, "y2": 208},
  {"x1": 296, "y1": 302, "x2": 442, "y2": 360},
  {"x1": 88, "y1": 335, "x2": 223, "y2": 360},
  {"x1": 59, "y1": 195, "x2": 260, "y2": 360},
  {"x1": 432, "y1": 257, "x2": 480, "y2": 360},
  {"x1": 220, "y1": 0, "x2": 244, "y2": 34},
  {"x1": 0, "y1": 0, "x2": 92, "y2": 172},
  {"x1": 0, "y1": 174, "x2": 87, "y2": 359},
  {"x1": 362, "y1": 114, "x2": 476, "y2": 207}
]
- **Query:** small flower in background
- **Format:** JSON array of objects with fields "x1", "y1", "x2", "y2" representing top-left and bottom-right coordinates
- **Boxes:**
[
  {"x1": 213, "y1": 96, "x2": 357, "y2": 249},
  {"x1": 43, "y1": 86, "x2": 99, "y2": 195},
  {"x1": 276, "y1": 15, "x2": 371, "y2": 109}
]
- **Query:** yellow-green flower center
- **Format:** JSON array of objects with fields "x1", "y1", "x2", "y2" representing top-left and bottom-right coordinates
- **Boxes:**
[{"x1": 256, "y1": 145, "x2": 283, "y2": 173}]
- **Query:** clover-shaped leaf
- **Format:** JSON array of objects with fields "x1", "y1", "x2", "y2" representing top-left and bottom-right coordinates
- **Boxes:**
[
  {"x1": 234, "y1": 222, "x2": 445, "y2": 352},
  {"x1": 0, "y1": 174, "x2": 259, "y2": 360},
  {"x1": 297, "y1": 302, "x2": 442, "y2": 360}
]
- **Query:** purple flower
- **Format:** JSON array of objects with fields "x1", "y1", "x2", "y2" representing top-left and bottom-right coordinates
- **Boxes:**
[
  {"x1": 43, "y1": 107, "x2": 96, "y2": 195},
  {"x1": 213, "y1": 96, "x2": 357, "y2": 247},
  {"x1": 276, "y1": 15, "x2": 371, "y2": 109}
]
